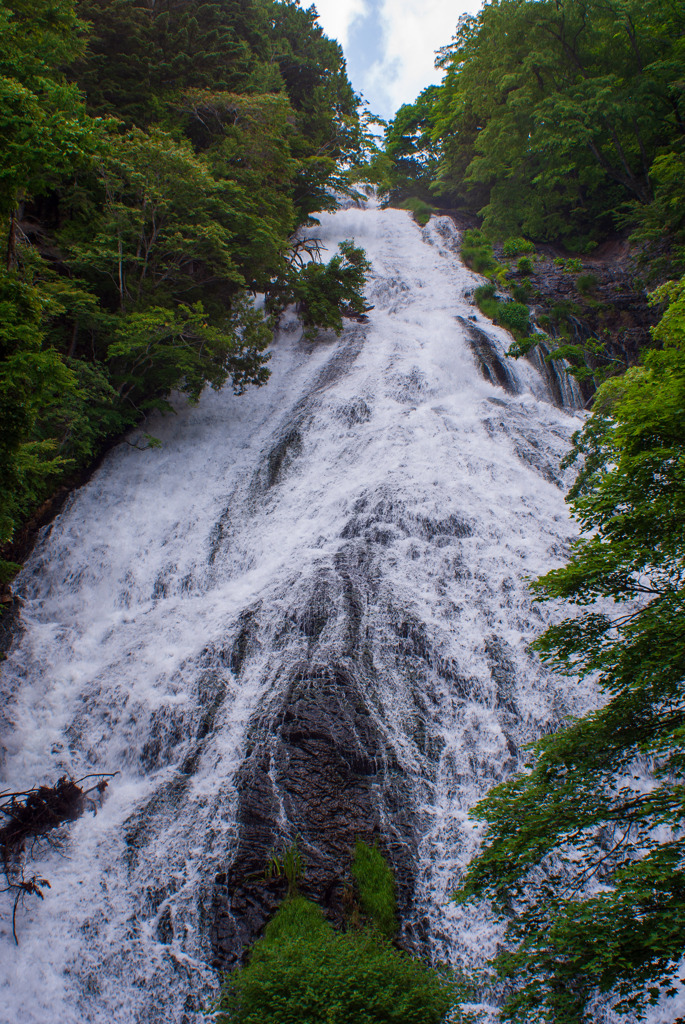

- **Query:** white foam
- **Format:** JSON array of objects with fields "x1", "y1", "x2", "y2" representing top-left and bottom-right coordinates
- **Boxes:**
[{"x1": 0, "y1": 205, "x2": 594, "y2": 1023}]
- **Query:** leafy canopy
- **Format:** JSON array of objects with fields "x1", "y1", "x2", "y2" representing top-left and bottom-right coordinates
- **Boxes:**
[
  {"x1": 454, "y1": 277, "x2": 685, "y2": 1022},
  {"x1": 0, "y1": 0, "x2": 368, "y2": 576},
  {"x1": 383, "y1": 0, "x2": 685, "y2": 256}
]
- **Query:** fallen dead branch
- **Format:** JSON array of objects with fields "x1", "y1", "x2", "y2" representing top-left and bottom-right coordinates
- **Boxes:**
[{"x1": 1, "y1": 772, "x2": 118, "y2": 944}]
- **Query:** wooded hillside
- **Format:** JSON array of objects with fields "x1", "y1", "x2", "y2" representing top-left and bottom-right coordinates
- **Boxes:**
[{"x1": 0, "y1": 0, "x2": 366, "y2": 582}]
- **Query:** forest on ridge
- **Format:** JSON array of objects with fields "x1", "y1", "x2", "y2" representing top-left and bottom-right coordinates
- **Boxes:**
[{"x1": 0, "y1": 0, "x2": 369, "y2": 584}]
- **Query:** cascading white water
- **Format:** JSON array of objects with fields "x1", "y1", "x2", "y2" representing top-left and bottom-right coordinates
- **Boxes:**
[{"x1": 0, "y1": 201, "x2": 595, "y2": 1024}]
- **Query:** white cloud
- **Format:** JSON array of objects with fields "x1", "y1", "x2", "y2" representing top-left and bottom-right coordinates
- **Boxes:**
[
  {"x1": 313, "y1": 0, "x2": 370, "y2": 48},
  {"x1": 373, "y1": 0, "x2": 482, "y2": 116},
  {"x1": 314, "y1": 0, "x2": 483, "y2": 120}
]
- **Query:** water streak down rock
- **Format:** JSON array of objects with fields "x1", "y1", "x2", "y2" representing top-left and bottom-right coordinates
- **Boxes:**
[{"x1": 0, "y1": 201, "x2": 594, "y2": 1023}]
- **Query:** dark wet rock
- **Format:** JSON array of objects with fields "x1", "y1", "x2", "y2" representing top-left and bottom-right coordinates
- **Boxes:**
[
  {"x1": 225, "y1": 607, "x2": 261, "y2": 675},
  {"x1": 265, "y1": 428, "x2": 303, "y2": 488},
  {"x1": 482, "y1": 409, "x2": 568, "y2": 487},
  {"x1": 206, "y1": 539, "x2": 462, "y2": 967},
  {"x1": 485, "y1": 635, "x2": 519, "y2": 714},
  {"x1": 292, "y1": 569, "x2": 337, "y2": 644},
  {"x1": 124, "y1": 766, "x2": 198, "y2": 870},
  {"x1": 439, "y1": 206, "x2": 655, "y2": 405},
  {"x1": 339, "y1": 398, "x2": 372, "y2": 425},
  {"x1": 506, "y1": 244, "x2": 655, "y2": 403},
  {"x1": 341, "y1": 494, "x2": 472, "y2": 546},
  {"x1": 457, "y1": 316, "x2": 520, "y2": 393},
  {"x1": 525, "y1": 340, "x2": 574, "y2": 408},
  {"x1": 0, "y1": 594, "x2": 23, "y2": 660},
  {"x1": 211, "y1": 662, "x2": 418, "y2": 968},
  {"x1": 156, "y1": 904, "x2": 174, "y2": 944},
  {"x1": 307, "y1": 327, "x2": 366, "y2": 395},
  {"x1": 141, "y1": 708, "x2": 189, "y2": 773}
]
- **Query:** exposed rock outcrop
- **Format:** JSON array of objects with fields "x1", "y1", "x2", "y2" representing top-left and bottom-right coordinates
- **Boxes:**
[{"x1": 210, "y1": 661, "x2": 418, "y2": 967}]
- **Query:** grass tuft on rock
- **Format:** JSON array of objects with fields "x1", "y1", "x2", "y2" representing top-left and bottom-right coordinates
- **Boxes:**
[{"x1": 351, "y1": 840, "x2": 398, "y2": 938}]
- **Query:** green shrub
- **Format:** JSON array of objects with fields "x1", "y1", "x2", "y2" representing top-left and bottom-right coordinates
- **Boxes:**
[
  {"x1": 564, "y1": 257, "x2": 583, "y2": 272},
  {"x1": 506, "y1": 336, "x2": 539, "y2": 358},
  {"x1": 516, "y1": 256, "x2": 534, "y2": 274},
  {"x1": 215, "y1": 897, "x2": 454, "y2": 1024},
  {"x1": 472, "y1": 282, "x2": 499, "y2": 322},
  {"x1": 576, "y1": 272, "x2": 598, "y2": 294},
  {"x1": 264, "y1": 839, "x2": 304, "y2": 896},
  {"x1": 511, "y1": 281, "x2": 531, "y2": 303},
  {"x1": 502, "y1": 236, "x2": 534, "y2": 257},
  {"x1": 463, "y1": 228, "x2": 490, "y2": 248},
  {"x1": 461, "y1": 229, "x2": 497, "y2": 276},
  {"x1": 551, "y1": 298, "x2": 581, "y2": 320},
  {"x1": 291, "y1": 240, "x2": 371, "y2": 337},
  {"x1": 474, "y1": 283, "x2": 496, "y2": 303},
  {"x1": 472, "y1": 284, "x2": 530, "y2": 337},
  {"x1": 496, "y1": 300, "x2": 530, "y2": 335},
  {"x1": 400, "y1": 197, "x2": 434, "y2": 227},
  {"x1": 351, "y1": 842, "x2": 397, "y2": 938}
]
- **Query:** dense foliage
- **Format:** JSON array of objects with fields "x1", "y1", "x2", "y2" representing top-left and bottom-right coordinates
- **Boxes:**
[
  {"x1": 216, "y1": 896, "x2": 453, "y2": 1024},
  {"x1": 382, "y1": 86, "x2": 439, "y2": 206},
  {"x1": 383, "y1": 0, "x2": 685, "y2": 264},
  {"x1": 454, "y1": 279, "x2": 685, "y2": 1022},
  {"x1": 216, "y1": 844, "x2": 453, "y2": 1024},
  {"x1": 0, "y1": 0, "x2": 367, "y2": 577}
]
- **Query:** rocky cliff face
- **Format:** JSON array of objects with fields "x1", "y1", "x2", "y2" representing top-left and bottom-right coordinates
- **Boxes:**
[
  {"x1": 211, "y1": 658, "x2": 419, "y2": 967},
  {"x1": 441, "y1": 208, "x2": 657, "y2": 403},
  {"x1": 496, "y1": 238, "x2": 657, "y2": 402}
]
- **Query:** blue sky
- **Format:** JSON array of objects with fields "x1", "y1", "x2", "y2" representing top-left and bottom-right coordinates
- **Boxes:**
[{"x1": 313, "y1": 0, "x2": 484, "y2": 121}]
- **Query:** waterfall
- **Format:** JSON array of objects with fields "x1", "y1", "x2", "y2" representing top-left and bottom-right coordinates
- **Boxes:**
[{"x1": 0, "y1": 202, "x2": 595, "y2": 1023}]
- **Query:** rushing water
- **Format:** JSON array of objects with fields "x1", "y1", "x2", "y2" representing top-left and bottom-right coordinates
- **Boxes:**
[{"x1": 1, "y1": 202, "x2": 597, "y2": 1023}]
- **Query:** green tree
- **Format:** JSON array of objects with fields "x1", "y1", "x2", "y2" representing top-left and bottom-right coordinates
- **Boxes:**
[
  {"x1": 454, "y1": 277, "x2": 685, "y2": 1022},
  {"x1": 64, "y1": 126, "x2": 244, "y2": 310},
  {"x1": 0, "y1": 0, "x2": 366, "y2": 583},
  {"x1": 185, "y1": 90, "x2": 299, "y2": 287},
  {"x1": 71, "y1": 0, "x2": 275, "y2": 126},
  {"x1": 408, "y1": 0, "x2": 685, "y2": 249},
  {"x1": 0, "y1": 0, "x2": 96, "y2": 262},
  {"x1": 0, "y1": 0, "x2": 92, "y2": 562},
  {"x1": 278, "y1": 239, "x2": 371, "y2": 337},
  {"x1": 0, "y1": 272, "x2": 78, "y2": 561},
  {"x1": 383, "y1": 87, "x2": 440, "y2": 204}
]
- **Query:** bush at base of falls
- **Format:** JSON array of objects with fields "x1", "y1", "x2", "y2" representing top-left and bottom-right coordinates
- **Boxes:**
[{"x1": 215, "y1": 897, "x2": 454, "y2": 1024}]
